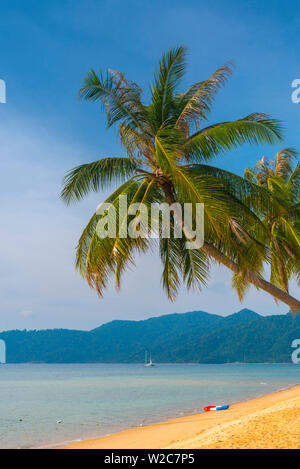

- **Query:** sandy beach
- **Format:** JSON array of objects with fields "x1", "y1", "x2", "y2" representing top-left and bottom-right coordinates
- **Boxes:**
[{"x1": 62, "y1": 385, "x2": 300, "y2": 450}]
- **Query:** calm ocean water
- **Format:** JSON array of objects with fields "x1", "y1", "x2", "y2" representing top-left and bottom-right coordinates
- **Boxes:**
[{"x1": 0, "y1": 363, "x2": 299, "y2": 448}]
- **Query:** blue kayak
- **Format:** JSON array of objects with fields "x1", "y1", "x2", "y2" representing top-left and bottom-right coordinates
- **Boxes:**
[{"x1": 215, "y1": 405, "x2": 229, "y2": 411}]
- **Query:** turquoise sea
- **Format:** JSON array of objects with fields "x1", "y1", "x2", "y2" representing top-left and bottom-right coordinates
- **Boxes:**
[{"x1": 0, "y1": 363, "x2": 299, "y2": 448}]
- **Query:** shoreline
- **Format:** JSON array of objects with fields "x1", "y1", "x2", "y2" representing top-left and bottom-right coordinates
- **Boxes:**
[{"x1": 61, "y1": 384, "x2": 300, "y2": 450}]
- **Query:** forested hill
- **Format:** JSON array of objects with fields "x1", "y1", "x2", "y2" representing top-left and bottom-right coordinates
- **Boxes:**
[{"x1": 0, "y1": 309, "x2": 299, "y2": 363}]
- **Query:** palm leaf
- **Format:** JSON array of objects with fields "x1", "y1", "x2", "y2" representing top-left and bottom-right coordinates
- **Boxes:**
[
  {"x1": 274, "y1": 148, "x2": 297, "y2": 179},
  {"x1": 150, "y1": 46, "x2": 187, "y2": 127},
  {"x1": 79, "y1": 69, "x2": 150, "y2": 137},
  {"x1": 75, "y1": 179, "x2": 140, "y2": 275},
  {"x1": 184, "y1": 113, "x2": 283, "y2": 162},
  {"x1": 61, "y1": 157, "x2": 139, "y2": 204},
  {"x1": 175, "y1": 61, "x2": 233, "y2": 132}
]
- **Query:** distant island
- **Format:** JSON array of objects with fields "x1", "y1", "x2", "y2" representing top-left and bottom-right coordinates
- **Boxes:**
[{"x1": 0, "y1": 309, "x2": 299, "y2": 364}]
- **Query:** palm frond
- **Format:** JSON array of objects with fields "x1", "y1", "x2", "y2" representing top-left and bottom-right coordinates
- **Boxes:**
[
  {"x1": 81, "y1": 178, "x2": 165, "y2": 296},
  {"x1": 274, "y1": 148, "x2": 297, "y2": 179},
  {"x1": 61, "y1": 157, "x2": 139, "y2": 204},
  {"x1": 175, "y1": 61, "x2": 233, "y2": 133},
  {"x1": 184, "y1": 113, "x2": 283, "y2": 162},
  {"x1": 79, "y1": 69, "x2": 150, "y2": 137},
  {"x1": 119, "y1": 123, "x2": 155, "y2": 163},
  {"x1": 246, "y1": 148, "x2": 300, "y2": 299},
  {"x1": 159, "y1": 231, "x2": 209, "y2": 301},
  {"x1": 154, "y1": 127, "x2": 184, "y2": 173},
  {"x1": 75, "y1": 179, "x2": 139, "y2": 275},
  {"x1": 287, "y1": 163, "x2": 300, "y2": 201},
  {"x1": 232, "y1": 273, "x2": 251, "y2": 301},
  {"x1": 187, "y1": 163, "x2": 281, "y2": 219},
  {"x1": 151, "y1": 46, "x2": 187, "y2": 127},
  {"x1": 160, "y1": 236, "x2": 181, "y2": 301},
  {"x1": 84, "y1": 179, "x2": 150, "y2": 296}
]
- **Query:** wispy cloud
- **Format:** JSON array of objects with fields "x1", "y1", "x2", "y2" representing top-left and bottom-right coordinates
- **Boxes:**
[{"x1": 19, "y1": 310, "x2": 35, "y2": 318}]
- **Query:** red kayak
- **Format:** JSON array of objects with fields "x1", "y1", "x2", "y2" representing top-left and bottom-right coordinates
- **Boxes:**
[{"x1": 204, "y1": 406, "x2": 216, "y2": 412}]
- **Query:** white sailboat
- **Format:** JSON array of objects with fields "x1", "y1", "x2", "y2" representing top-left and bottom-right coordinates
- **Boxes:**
[{"x1": 144, "y1": 351, "x2": 155, "y2": 367}]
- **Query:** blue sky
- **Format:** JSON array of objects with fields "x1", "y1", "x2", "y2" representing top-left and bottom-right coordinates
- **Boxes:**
[{"x1": 0, "y1": 0, "x2": 299, "y2": 330}]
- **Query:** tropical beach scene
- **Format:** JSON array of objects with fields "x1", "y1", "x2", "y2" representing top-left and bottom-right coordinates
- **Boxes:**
[{"x1": 0, "y1": 0, "x2": 300, "y2": 453}]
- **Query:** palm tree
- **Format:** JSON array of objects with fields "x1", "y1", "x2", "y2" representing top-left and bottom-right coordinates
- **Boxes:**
[
  {"x1": 61, "y1": 46, "x2": 300, "y2": 311},
  {"x1": 244, "y1": 149, "x2": 300, "y2": 311}
]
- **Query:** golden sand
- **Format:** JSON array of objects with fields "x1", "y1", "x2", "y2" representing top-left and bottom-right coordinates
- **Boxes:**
[{"x1": 62, "y1": 385, "x2": 300, "y2": 450}]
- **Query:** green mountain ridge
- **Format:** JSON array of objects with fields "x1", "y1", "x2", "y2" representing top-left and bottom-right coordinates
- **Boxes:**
[{"x1": 0, "y1": 308, "x2": 299, "y2": 363}]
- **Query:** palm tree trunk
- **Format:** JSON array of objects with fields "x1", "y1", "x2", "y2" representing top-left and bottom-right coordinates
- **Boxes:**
[
  {"x1": 162, "y1": 184, "x2": 300, "y2": 312},
  {"x1": 201, "y1": 242, "x2": 300, "y2": 312}
]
